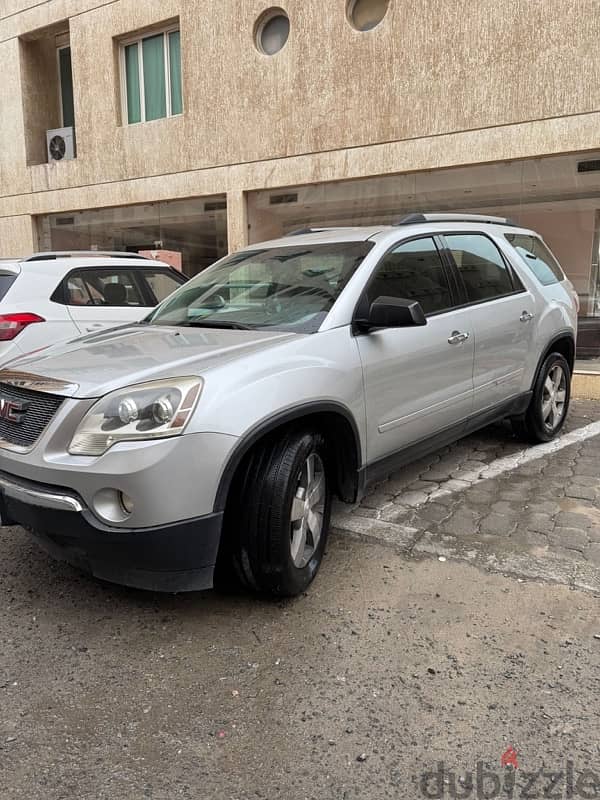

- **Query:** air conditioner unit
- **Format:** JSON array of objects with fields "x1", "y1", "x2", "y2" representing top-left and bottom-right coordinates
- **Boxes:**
[{"x1": 46, "y1": 127, "x2": 75, "y2": 162}]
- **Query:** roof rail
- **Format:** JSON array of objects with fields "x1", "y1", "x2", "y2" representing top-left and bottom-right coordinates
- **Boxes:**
[
  {"x1": 284, "y1": 227, "x2": 332, "y2": 237},
  {"x1": 394, "y1": 213, "x2": 518, "y2": 227},
  {"x1": 24, "y1": 250, "x2": 151, "y2": 262}
]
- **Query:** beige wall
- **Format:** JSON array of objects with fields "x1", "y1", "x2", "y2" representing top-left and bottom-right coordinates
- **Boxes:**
[
  {"x1": 0, "y1": 215, "x2": 34, "y2": 255},
  {"x1": 3, "y1": 1, "x2": 600, "y2": 255}
]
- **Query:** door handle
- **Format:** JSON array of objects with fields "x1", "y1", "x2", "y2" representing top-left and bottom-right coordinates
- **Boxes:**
[
  {"x1": 447, "y1": 331, "x2": 470, "y2": 345},
  {"x1": 520, "y1": 311, "x2": 534, "y2": 322}
]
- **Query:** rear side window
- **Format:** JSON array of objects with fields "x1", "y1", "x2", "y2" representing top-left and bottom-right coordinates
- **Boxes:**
[
  {"x1": 505, "y1": 233, "x2": 565, "y2": 286},
  {"x1": 366, "y1": 237, "x2": 453, "y2": 315},
  {"x1": 445, "y1": 233, "x2": 517, "y2": 303},
  {"x1": 59, "y1": 269, "x2": 146, "y2": 307},
  {"x1": 0, "y1": 274, "x2": 17, "y2": 301}
]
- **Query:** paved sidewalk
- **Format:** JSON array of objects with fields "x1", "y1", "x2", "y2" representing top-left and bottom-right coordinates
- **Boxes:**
[{"x1": 333, "y1": 400, "x2": 600, "y2": 592}]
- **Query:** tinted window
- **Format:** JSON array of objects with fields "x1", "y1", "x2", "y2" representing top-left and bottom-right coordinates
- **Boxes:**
[
  {"x1": 0, "y1": 274, "x2": 17, "y2": 301},
  {"x1": 64, "y1": 269, "x2": 145, "y2": 307},
  {"x1": 148, "y1": 242, "x2": 374, "y2": 334},
  {"x1": 366, "y1": 237, "x2": 453, "y2": 315},
  {"x1": 142, "y1": 270, "x2": 185, "y2": 303},
  {"x1": 446, "y1": 234, "x2": 516, "y2": 302},
  {"x1": 505, "y1": 233, "x2": 565, "y2": 286}
]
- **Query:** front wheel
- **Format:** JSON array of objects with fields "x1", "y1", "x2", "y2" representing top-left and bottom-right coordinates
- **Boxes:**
[
  {"x1": 513, "y1": 352, "x2": 571, "y2": 443},
  {"x1": 228, "y1": 429, "x2": 332, "y2": 597}
]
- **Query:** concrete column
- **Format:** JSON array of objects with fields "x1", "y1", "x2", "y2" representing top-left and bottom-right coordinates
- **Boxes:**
[
  {"x1": 0, "y1": 215, "x2": 36, "y2": 257},
  {"x1": 226, "y1": 190, "x2": 248, "y2": 254}
]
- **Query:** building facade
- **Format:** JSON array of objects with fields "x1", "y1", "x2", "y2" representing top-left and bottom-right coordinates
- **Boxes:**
[{"x1": 2, "y1": 0, "x2": 600, "y2": 319}]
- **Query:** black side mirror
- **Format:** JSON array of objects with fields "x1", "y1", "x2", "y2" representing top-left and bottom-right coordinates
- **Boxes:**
[{"x1": 355, "y1": 296, "x2": 427, "y2": 332}]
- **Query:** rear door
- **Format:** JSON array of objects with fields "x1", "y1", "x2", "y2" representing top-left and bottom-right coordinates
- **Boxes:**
[
  {"x1": 442, "y1": 232, "x2": 535, "y2": 411},
  {"x1": 0, "y1": 267, "x2": 76, "y2": 363},
  {"x1": 356, "y1": 235, "x2": 475, "y2": 464},
  {"x1": 62, "y1": 267, "x2": 154, "y2": 334}
]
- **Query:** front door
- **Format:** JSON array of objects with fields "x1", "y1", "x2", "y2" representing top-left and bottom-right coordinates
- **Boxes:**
[
  {"x1": 442, "y1": 232, "x2": 536, "y2": 411},
  {"x1": 356, "y1": 236, "x2": 475, "y2": 465},
  {"x1": 64, "y1": 267, "x2": 150, "y2": 335}
]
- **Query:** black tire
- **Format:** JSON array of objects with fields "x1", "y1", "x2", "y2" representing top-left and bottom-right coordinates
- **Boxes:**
[
  {"x1": 225, "y1": 429, "x2": 332, "y2": 597},
  {"x1": 512, "y1": 352, "x2": 571, "y2": 443}
]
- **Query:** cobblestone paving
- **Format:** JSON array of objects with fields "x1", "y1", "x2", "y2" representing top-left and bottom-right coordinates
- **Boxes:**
[{"x1": 332, "y1": 400, "x2": 600, "y2": 592}]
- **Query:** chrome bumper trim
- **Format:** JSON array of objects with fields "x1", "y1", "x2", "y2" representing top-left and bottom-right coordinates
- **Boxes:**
[{"x1": 0, "y1": 474, "x2": 83, "y2": 513}]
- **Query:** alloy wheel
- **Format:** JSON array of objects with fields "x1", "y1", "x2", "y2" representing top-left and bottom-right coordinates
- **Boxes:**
[
  {"x1": 542, "y1": 364, "x2": 567, "y2": 431},
  {"x1": 290, "y1": 452, "x2": 326, "y2": 568}
]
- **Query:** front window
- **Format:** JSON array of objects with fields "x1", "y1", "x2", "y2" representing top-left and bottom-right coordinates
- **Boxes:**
[
  {"x1": 142, "y1": 269, "x2": 186, "y2": 303},
  {"x1": 366, "y1": 237, "x2": 454, "y2": 315},
  {"x1": 121, "y1": 25, "x2": 182, "y2": 124},
  {"x1": 147, "y1": 242, "x2": 374, "y2": 333},
  {"x1": 59, "y1": 269, "x2": 146, "y2": 307}
]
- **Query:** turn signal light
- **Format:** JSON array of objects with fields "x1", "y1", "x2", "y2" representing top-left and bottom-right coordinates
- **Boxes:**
[{"x1": 0, "y1": 313, "x2": 45, "y2": 341}]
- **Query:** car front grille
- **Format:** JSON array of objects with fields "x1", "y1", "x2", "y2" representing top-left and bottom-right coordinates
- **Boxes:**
[{"x1": 0, "y1": 383, "x2": 64, "y2": 450}]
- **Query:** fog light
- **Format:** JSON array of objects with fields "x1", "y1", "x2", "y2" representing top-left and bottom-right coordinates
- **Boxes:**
[
  {"x1": 119, "y1": 492, "x2": 134, "y2": 515},
  {"x1": 92, "y1": 488, "x2": 134, "y2": 524}
]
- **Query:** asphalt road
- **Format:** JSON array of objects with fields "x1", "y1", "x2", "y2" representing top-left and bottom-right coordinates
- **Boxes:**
[{"x1": 1, "y1": 526, "x2": 599, "y2": 799}]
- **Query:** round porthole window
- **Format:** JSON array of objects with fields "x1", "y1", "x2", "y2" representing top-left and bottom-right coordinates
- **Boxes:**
[
  {"x1": 347, "y1": 0, "x2": 390, "y2": 31},
  {"x1": 255, "y1": 8, "x2": 290, "y2": 55}
]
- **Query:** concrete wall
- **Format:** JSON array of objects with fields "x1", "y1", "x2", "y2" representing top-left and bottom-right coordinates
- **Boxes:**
[{"x1": 3, "y1": 1, "x2": 600, "y2": 254}]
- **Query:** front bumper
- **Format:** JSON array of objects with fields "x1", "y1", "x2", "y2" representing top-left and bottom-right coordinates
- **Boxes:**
[{"x1": 0, "y1": 472, "x2": 223, "y2": 592}]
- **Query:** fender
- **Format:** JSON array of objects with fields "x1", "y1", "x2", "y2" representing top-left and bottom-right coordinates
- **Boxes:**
[
  {"x1": 213, "y1": 401, "x2": 362, "y2": 512},
  {"x1": 531, "y1": 329, "x2": 575, "y2": 389}
]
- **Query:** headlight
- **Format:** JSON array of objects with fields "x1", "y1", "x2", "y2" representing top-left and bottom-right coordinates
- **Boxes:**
[{"x1": 69, "y1": 377, "x2": 203, "y2": 456}]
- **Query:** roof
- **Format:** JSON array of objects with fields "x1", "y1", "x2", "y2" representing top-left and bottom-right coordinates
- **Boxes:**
[
  {"x1": 244, "y1": 215, "x2": 537, "y2": 250},
  {"x1": 0, "y1": 255, "x2": 172, "y2": 277},
  {"x1": 242, "y1": 226, "x2": 391, "y2": 249}
]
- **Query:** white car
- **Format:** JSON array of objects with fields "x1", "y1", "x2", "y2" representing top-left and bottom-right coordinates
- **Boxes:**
[{"x1": 0, "y1": 251, "x2": 187, "y2": 365}]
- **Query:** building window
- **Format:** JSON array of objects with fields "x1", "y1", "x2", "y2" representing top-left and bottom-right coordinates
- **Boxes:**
[
  {"x1": 57, "y1": 42, "x2": 75, "y2": 128},
  {"x1": 347, "y1": 0, "x2": 390, "y2": 31},
  {"x1": 121, "y1": 25, "x2": 182, "y2": 124},
  {"x1": 254, "y1": 9, "x2": 290, "y2": 55},
  {"x1": 20, "y1": 24, "x2": 77, "y2": 165}
]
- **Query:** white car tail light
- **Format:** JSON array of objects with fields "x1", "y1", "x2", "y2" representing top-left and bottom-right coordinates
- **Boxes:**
[{"x1": 0, "y1": 313, "x2": 45, "y2": 341}]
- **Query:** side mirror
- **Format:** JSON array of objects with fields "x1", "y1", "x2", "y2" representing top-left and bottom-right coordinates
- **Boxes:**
[{"x1": 355, "y1": 296, "x2": 427, "y2": 332}]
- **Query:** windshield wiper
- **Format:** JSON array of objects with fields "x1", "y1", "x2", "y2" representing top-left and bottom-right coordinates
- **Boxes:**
[{"x1": 179, "y1": 320, "x2": 254, "y2": 331}]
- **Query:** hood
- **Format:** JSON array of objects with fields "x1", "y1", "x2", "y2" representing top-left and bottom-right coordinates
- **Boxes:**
[{"x1": 0, "y1": 324, "x2": 299, "y2": 398}]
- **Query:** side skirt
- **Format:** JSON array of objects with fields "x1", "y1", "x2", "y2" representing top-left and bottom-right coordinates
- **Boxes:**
[{"x1": 357, "y1": 391, "x2": 532, "y2": 495}]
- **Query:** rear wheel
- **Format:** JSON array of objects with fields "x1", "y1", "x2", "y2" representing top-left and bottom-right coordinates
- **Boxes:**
[
  {"x1": 513, "y1": 352, "x2": 571, "y2": 443},
  {"x1": 226, "y1": 429, "x2": 331, "y2": 597}
]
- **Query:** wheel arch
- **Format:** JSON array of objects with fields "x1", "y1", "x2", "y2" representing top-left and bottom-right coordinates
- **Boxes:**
[
  {"x1": 213, "y1": 402, "x2": 363, "y2": 512},
  {"x1": 533, "y1": 331, "x2": 575, "y2": 386}
]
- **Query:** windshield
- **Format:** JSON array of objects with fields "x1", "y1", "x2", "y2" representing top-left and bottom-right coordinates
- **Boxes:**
[{"x1": 146, "y1": 242, "x2": 374, "y2": 333}]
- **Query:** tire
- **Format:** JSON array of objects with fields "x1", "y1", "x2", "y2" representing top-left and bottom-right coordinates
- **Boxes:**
[
  {"x1": 512, "y1": 352, "x2": 571, "y2": 443},
  {"x1": 226, "y1": 429, "x2": 332, "y2": 597}
]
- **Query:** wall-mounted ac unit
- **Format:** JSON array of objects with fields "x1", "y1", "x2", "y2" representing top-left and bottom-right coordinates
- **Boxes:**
[{"x1": 46, "y1": 127, "x2": 75, "y2": 162}]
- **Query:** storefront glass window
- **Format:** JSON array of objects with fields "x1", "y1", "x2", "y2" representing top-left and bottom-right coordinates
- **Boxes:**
[
  {"x1": 37, "y1": 196, "x2": 228, "y2": 278},
  {"x1": 247, "y1": 154, "x2": 600, "y2": 360}
]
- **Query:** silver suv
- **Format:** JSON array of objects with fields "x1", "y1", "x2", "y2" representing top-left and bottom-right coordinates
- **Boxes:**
[{"x1": 0, "y1": 214, "x2": 578, "y2": 596}]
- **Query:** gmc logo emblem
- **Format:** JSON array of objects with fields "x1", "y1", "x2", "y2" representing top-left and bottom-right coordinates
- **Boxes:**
[{"x1": 0, "y1": 398, "x2": 28, "y2": 424}]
